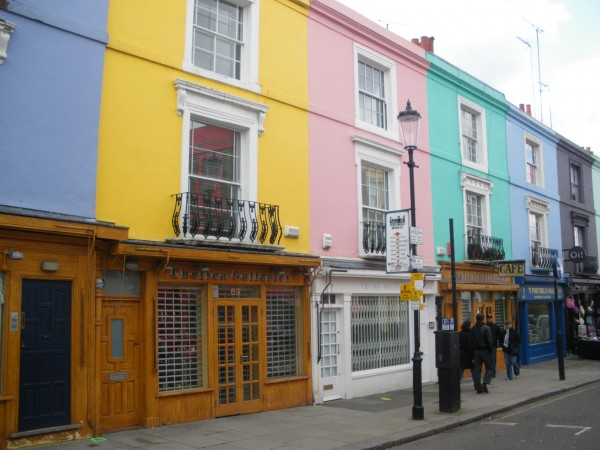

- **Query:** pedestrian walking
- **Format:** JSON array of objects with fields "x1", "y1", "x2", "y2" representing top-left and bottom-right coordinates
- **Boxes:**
[
  {"x1": 470, "y1": 313, "x2": 493, "y2": 393},
  {"x1": 486, "y1": 313, "x2": 501, "y2": 379},
  {"x1": 501, "y1": 319, "x2": 521, "y2": 380},
  {"x1": 459, "y1": 320, "x2": 473, "y2": 378}
]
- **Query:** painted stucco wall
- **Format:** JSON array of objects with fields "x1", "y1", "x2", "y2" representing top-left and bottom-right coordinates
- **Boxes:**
[
  {"x1": 96, "y1": 0, "x2": 312, "y2": 251},
  {"x1": 427, "y1": 54, "x2": 512, "y2": 262},
  {"x1": 592, "y1": 156, "x2": 600, "y2": 260},
  {"x1": 307, "y1": 0, "x2": 433, "y2": 263},
  {"x1": 0, "y1": 1, "x2": 108, "y2": 218},
  {"x1": 505, "y1": 107, "x2": 562, "y2": 269}
]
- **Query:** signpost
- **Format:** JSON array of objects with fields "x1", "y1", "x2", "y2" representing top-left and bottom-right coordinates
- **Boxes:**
[{"x1": 385, "y1": 210, "x2": 411, "y2": 273}]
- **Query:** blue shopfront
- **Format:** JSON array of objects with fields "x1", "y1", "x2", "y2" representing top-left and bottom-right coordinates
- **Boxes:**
[{"x1": 516, "y1": 275, "x2": 568, "y2": 365}]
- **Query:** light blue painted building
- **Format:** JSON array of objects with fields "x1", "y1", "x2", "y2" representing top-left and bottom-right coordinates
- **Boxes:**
[
  {"x1": 505, "y1": 103, "x2": 566, "y2": 364},
  {"x1": 0, "y1": 0, "x2": 109, "y2": 218}
]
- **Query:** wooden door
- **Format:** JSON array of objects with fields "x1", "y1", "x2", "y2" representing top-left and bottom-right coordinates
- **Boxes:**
[
  {"x1": 100, "y1": 299, "x2": 142, "y2": 430},
  {"x1": 214, "y1": 301, "x2": 262, "y2": 417},
  {"x1": 19, "y1": 280, "x2": 71, "y2": 431}
]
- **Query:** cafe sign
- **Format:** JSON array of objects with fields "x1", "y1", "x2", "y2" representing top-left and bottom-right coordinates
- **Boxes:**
[{"x1": 497, "y1": 260, "x2": 525, "y2": 277}]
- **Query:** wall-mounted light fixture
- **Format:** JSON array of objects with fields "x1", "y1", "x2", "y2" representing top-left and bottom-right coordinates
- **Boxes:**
[
  {"x1": 0, "y1": 18, "x2": 16, "y2": 64},
  {"x1": 41, "y1": 261, "x2": 60, "y2": 272},
  {"x1": 7, "y1": 249, "x2": 24, "y2": 260},
  {"x1": 125, "y1": 258, "x2": 140, "y2": 271}
]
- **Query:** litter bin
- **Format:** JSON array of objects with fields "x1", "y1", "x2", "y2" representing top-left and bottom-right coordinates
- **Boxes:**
[{"x1": 435, "y1": 330, "x2": 460, "y2": 413}]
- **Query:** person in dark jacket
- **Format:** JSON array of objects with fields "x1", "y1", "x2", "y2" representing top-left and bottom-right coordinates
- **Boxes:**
[
  {"x1": 486, "y1": 313, "x2": 501, "y2": 379},
  {"x1": 459, "y1": 320, "x2": 473, "y2": 378},
  {"x1": 501, "y1": 319, "x2": 521, "y2": 380},
  {"x1": 470, "y1": 313, "x2": 493, "y2": 393}
]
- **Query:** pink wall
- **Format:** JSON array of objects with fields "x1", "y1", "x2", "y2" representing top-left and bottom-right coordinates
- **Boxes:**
[{"x1": 308, "y1": 0, "x2": 435, "y2": 265}]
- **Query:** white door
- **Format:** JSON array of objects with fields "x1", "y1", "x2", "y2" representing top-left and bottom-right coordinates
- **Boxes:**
[{"x1": 319, "y1": 307, "x2": 343, "y2": 401}]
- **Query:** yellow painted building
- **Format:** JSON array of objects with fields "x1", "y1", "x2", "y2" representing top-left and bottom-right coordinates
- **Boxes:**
[{"x1": 91, "y1": 0, "x2": 319, "y2": 441}]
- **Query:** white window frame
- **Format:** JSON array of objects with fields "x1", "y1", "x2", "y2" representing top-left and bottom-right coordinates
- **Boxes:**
[
  {"x1": 458, "y1": 97, "x2": 488, "y2": 172},
  {"x1": 461, "y1": 172, "x2": 492, "y2": 240},
  {"x1": 175, "y1": 78, "x2": 268, "y2": 202},
  {"x1": 524, "y1": 134, "x2": 544, "y2": 187},
  {"x1": 354, "y1": 44, "x2": 398, "y2": 140},
  {"x1": 526, "y1": 197, "x2": 550, "y2": 250},
  {"x1": 183, "y1": 0, "x2": 260, "y2": 93},
  {"x1": 354, "y1": 136, "x2": 402, "y2": 257},
  {"x1": 570, "y1": 164, "x2": 582, "y2": 202}
]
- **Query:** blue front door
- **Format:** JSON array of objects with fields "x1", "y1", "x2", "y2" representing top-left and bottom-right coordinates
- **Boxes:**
[{"x1": 19, "y1": 280, "x2": 72, "y2": 431}]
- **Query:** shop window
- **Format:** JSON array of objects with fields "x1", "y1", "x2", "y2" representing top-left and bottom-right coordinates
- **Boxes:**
[
  {"x1": 103, "y1": 270, "x2": 141, "y2": 296},
  {"x1": 157, "y1": 287, "x2": 207, "y2": 392},
  {"x1": 527, "y1": 303, "x2": 550, "y2": 343},
  {"x1": 351, "y1": 295, "x2": 410, "y2": 372},
  {"x1": 266, "y1": 286, "x2": 302, "y2": 379}
]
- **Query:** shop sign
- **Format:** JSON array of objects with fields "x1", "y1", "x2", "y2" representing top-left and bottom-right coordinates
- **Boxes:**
[
  {"x1": 497, "y1": 260, "x2": 525, "y2": 277},
  {"x1": 566, "y1": 246, "x2": 586, "y2": 263},
  {"x1": 521, "y1": 285, "x2": 564, "y2": 301},
  {"x1": 161, "y1": 266, "x2": 290, "y2": 283}
]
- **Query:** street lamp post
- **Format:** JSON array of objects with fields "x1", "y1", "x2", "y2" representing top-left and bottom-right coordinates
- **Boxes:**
[{"x1": 398, "y1": 100, "x2": 423, "y2": 420}]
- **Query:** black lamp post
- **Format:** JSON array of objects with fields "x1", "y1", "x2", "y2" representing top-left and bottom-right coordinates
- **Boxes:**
[{"x1": 398, "y1": 100, "x2": 424, "y2": 420}]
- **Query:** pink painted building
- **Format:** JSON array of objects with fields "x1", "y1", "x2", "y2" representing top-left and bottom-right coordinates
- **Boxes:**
[{"x1": 307, "y1": 0, "x2": 438, "y2": 401}]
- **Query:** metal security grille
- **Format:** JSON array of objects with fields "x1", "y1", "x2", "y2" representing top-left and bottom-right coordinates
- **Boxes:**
[
  {"x1": 266, "y1": 287, "x2": 299, "y2": 378},
  {"x1": 351, "y1": 296, "x2": 410, "y2": 372},
  {"x1": 157, "y1": 288, "x2": 203, "y2": 392},
  {"x1": 494, "y1": 295, "x2": 506, "y2": 325}
]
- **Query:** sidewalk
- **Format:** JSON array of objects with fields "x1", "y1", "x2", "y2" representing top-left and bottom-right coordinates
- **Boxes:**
[{"x1": 33, "y1": 356, "x2": 600, "y2": 450}]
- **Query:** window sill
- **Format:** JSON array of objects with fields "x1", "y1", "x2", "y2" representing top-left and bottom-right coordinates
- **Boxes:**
[
  {"x1": 265, "y1": 375, "x2": 308, "y2": 385},
  {"x1": 182, "y1": 61, "x2": 261, "y2": 94}
]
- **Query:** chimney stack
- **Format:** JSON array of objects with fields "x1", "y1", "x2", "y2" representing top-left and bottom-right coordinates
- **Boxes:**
[
  {"x1": 411, "y1": 36, "x2": 435, "y2": 53},
  {"x1": 526, "y1": 104, "x2": 532, "y2": 116},
  {"x1": 519, "y1": 104, "x2": 525, "y2": 112}
]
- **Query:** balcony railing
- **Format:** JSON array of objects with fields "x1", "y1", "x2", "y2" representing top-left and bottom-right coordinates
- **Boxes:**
[
  {"x1": 466, "y1": 233, "x2": 505, "y2": 262},
  {"x1": 530, "y1": 245, "x2": 558, "y2": 270},
  {"x1": 576, "y1": 255, "x2": 598, "y2": 275},
  {"x1": 361, "y1": 221, "x2": 386, "y2": 255},
  {"x1": 171, "y1": 192, "x2": 282, "y2": 245}
]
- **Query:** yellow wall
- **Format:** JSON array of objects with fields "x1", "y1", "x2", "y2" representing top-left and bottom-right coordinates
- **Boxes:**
[{"x1": 96, "y1": 0, "x2": 311, "y2": 252}]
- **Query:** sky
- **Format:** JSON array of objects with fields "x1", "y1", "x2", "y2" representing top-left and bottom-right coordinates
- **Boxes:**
[{"x1": 337, "y1": 0, "x2": 600, "y2": 153}]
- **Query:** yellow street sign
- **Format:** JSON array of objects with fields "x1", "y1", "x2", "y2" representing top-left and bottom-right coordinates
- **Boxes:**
[
  {"x1": 400, "y1": 283, "x2": 415, "y2": 300},
  {"x1": 411, "y1": 273, "x2": 424, "y2": 282}
]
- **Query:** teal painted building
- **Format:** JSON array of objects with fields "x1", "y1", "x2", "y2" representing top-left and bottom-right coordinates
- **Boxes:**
[{"x1": 426, "y1": 53, "x2": 517, "y2": 334}]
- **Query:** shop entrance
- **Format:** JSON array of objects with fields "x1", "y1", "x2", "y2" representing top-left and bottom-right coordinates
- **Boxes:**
[
  {"x1": 100, "y1": 298, "x2": 142, "y2": 430},
  {"x1": 318, "y1": 306, "x2": 343, "y2": 401},
  {"x1": 214, "y1": 300, "x2": 262, "y2": 417}
]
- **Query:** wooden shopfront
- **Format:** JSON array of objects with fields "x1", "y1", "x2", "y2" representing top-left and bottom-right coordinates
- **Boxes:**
[
  {"x1": 438, "y1": 262, "x2": 519, "y2": 372},
  {"x1": 93, "y1": 242, "x2": 320, "y2": 434}
]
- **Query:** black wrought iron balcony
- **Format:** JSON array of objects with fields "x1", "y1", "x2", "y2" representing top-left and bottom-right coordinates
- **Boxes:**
[
  {"x1": 361, "y1": 221, "x2": 386, "y2": 255},
  {"x1": 530, "y1": 244, "x2": 558, "y2": 270},
  {"x1": 576, "y1": 255, "x2": 598, "y2": 275},
  {"x1": 171, "y1": 192, "x2": 282, "y2": 245},
  {"x1": 466, "y1": 233, "x2": 505, "y2": 262}
]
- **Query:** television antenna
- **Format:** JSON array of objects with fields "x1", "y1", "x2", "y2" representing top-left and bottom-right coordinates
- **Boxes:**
[
  {"x1": 524, "y1": 19, "x2": 547, "y2": 124},
  {"x1": 517, "y1": 36, "x2": 536, "y2": 117}
]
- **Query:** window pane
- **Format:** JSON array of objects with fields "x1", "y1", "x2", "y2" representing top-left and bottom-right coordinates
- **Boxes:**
[
  {"x1": 358, "y1": 61, "x2": 387, "y2": 129},
  {"x1": 351, "y1": 296, "x2": 410, "y2": 371},
  {"x1": 103, "y1": 271, "x2": 141, "y2": 296},
  {"x1": 528, "y1": 303, "x2": 550, "y2": 343},
  {"x1": 111, "y1": 319, "x2": 124, "y2": 359},
  {"x1": 158, "y1": 287, "x2": 205, "y2": 392},
  {"x1": 266, "y1": 287, "x2": 302, "y2": 378},
  {"x1": 361, "y1": 164, "x2": 388, "y2": 222},
  {"x1": 189, "y1": 120, "x2": 240, "y2": 200},
  {"x1": 193, "y1": 0, "x2": 243, "y2": 80}
]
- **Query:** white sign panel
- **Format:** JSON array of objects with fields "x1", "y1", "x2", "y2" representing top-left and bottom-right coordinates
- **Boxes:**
[
  {"x1": 410, "y1": 226, "x2": 423, "y2": 245},
  {"x1": 385, "y1": 210, "x2": 410, "y2": 273}
]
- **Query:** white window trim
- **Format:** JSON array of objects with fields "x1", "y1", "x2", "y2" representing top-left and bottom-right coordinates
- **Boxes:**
[
  {"x1": 524, "y1": 134, "x2": 544, "y2": 187},
  {"x1": 458, "y1": 97, "x2": 488, "y2": 173},
  {"x1": 461, "y1": 171, "x2": 492, "y2": 237},
  {"x1": 526, "y1": 196, "x2": 550, "y2": 247},
  {"x1": 174, "y1": 78, "x2": 268, "y2": 201},
  {"x1": 354, "y1": 136, "x2": 402, "y2": 257},
  {"x1": 354, "y1": 44, "x2": 399, "y2": 140},
  {"x1": 183, "y1": 0, "x2": 260, "y2": 94}
]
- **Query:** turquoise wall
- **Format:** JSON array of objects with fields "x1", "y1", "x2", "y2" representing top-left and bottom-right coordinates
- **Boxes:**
[{"x1": 426, "y1": 54, "x2": 511, "y2": 261}]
